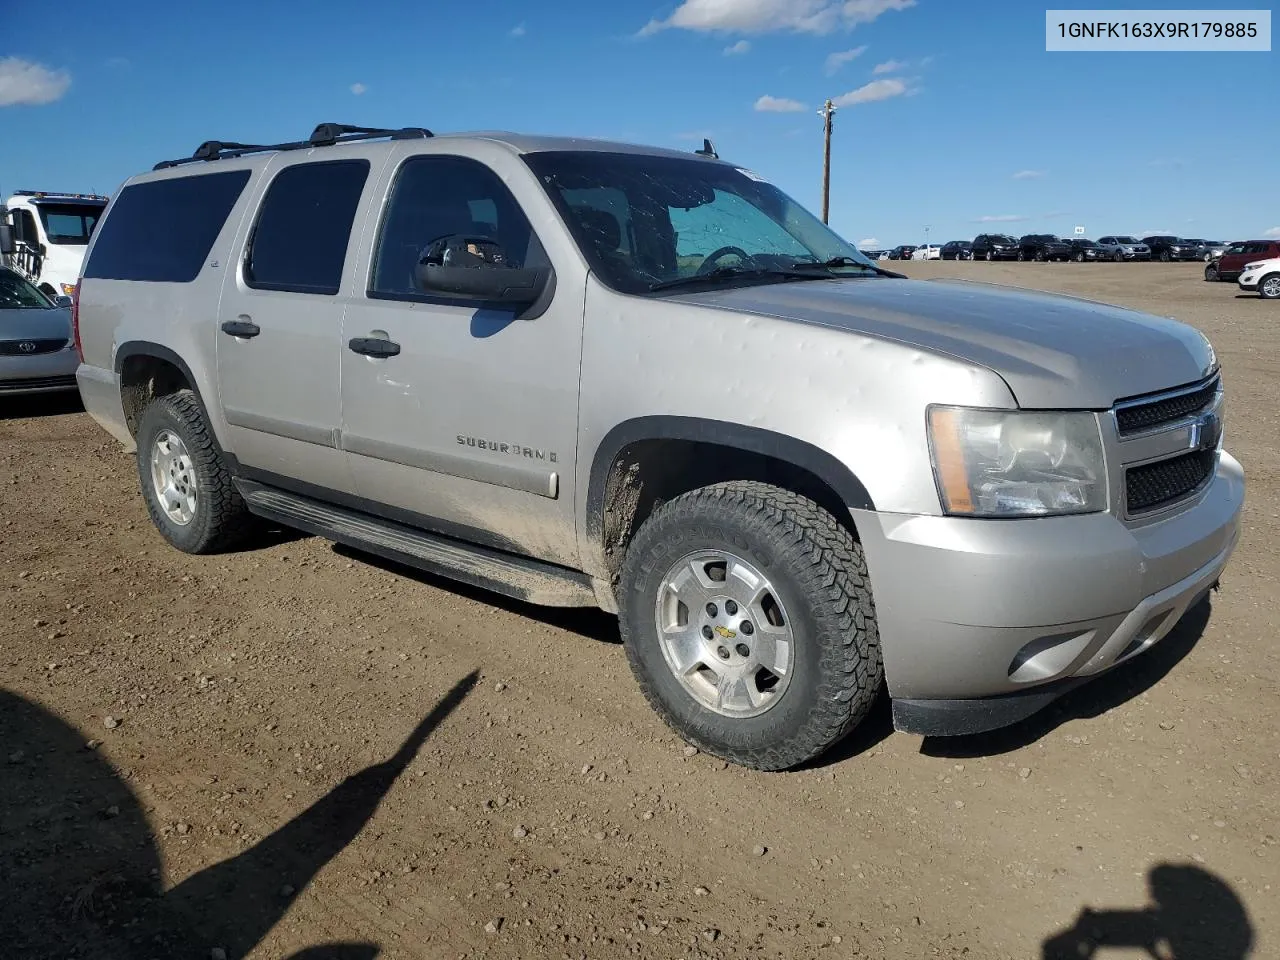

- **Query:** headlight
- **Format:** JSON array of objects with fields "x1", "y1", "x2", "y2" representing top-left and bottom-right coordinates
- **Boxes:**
[
  {"x1": 927, "y1": 407, "x2": 1107, "y2": 517},
  {"x1": 1242, "y1": 261, "x2": 1267, "y2": 271}
]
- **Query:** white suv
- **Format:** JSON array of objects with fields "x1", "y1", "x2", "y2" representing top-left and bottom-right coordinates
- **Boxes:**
[{"x1": 1237, "y1": 257, "x2": 1280, "y2": 299}]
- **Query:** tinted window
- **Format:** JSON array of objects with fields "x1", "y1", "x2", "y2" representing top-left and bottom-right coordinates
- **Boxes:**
[
  {"x1": 370, "y1": 156, "x2": 542, "y2": 298},
  {"x1": 84, "y1": 171, "x2": 250, "y2": 282},
  {"x1": 245, "y1": 160, "x2": 370, "y2": 295},
  {"x1": 37, "y1": 203, "x2": 103, "y2": 245}
]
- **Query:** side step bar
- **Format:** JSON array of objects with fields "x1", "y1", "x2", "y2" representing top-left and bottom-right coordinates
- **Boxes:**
[{"x1": 236, "y1": 480, "x2": 597, "y2": 608}]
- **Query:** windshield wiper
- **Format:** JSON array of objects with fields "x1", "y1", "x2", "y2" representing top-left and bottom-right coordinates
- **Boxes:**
[
  {"x1": 787, "y1": 256, "x2": 903, "y2": 278},
  {"x1": 648, "y1": 266, "x2": 834, "y2": 293}
]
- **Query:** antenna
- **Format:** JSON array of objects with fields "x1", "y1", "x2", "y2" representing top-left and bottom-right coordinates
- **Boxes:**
[{"x1": 694, "y1": 138, "x2": 719, "y2": 159}]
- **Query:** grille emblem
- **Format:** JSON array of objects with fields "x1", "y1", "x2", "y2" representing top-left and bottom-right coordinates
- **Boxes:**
[{"x1": 18, "y1": 341, "x2": 37, "y2": 353}]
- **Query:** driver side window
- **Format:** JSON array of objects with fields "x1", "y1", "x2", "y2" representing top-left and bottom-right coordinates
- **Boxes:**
[{"x1": 668, "y1": 190, "x2": 809, "y2": 276}]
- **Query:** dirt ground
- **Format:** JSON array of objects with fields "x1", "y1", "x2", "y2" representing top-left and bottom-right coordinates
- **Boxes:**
[{"x1": 2, "y1": 262, "x2": 1276, "y2": 960}]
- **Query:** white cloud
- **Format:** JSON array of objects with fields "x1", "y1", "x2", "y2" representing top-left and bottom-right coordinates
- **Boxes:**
[
  {"x1": 639, "y1": 0, "x2": 914, "y2": 36},
  {"x1": 724, "y1": 39, "x2": 751, "y2": 54},
  {"x1": 0, "y1": 57, "x2": 71, "y2": 107},
  {"x1": 833, "y1": 77, "x2": 908, "y2": 107},
  {"x1": 510, "y1": 23, "x2": 527, "y2": 37},
  {"x1": 872, "y1": 58, "x2": 906, "y2": 74},
  {"x1": 973, "y1": 214, "x2": 1029, "y2": 223},
  {"x1": 1012, "y1": 169, "x2": 1045, "y2": 180},
  {"x1": 824, "y1": 45, "x2": 867, "y2": 75},
  {"x1": 754, "y1": 94, "x2": 807, "y2": 112},
  {"x1": 350, "y1": 82, "x2": 368, "y2": 96},
  {"x1": 857, "y1": 237, "x2": 880, "y2": 248},
  {"x1": 1263, "y1": 227, "x2": 1280, "y2": 238}
]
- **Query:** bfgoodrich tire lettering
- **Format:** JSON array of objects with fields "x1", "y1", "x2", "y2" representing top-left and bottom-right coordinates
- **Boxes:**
[
  {"x1": 135, "y1": 390, "x2": 252, "y2": 553},
  {"x1": 618, "y1": 481, "x2": 882, "y2": 771}
]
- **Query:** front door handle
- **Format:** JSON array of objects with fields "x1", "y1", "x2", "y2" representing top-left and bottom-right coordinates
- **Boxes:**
[
  {"x1": 348, "y1": 336, "x2": 401, "y2": 358},
  {"x1": 221, "y1": 318, "x2": 261, "y2": 338}
]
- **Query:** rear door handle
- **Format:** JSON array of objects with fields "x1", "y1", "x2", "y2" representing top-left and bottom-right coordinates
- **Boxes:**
[
  {"x1": 221, "y1": 319, "x2": 261, "y2": 338},
  {"x1": 348, "y1": 337, "x2": 401, "y2": 358}
]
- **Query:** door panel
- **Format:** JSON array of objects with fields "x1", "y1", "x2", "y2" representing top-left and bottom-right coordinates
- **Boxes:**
[
  {"x1": 340, "y1": 151, "x2": 584, "y2": 566},
  {"x1": 216, "y1": 155, "x2": 376, "y2": 492}
]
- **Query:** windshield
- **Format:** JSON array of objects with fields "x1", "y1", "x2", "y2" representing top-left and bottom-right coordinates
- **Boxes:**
[
  {"x1": 1116, "y1": 236, "x2": 1139, "y2": 243},
  {"x1": 0, "y1": 269, "x2": 54, "y2": 309},
  {"x1": 523, "y1": 151, "x2": 875, "y2": 295},
  {"x1": 36, "y1": 202, "x2": 104, "y2": 245},
  {"x1": 992, "y1": 235, "x2": 1016, "y2": 244}
]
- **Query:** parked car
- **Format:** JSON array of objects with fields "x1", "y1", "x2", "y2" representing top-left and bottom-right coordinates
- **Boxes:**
[
  {"x1": 912, "y1": 243, "x2": 941, "y2": 261},
  {"x1": 1207, "y1": 240, "x2": 1280, "y2": 282},
  {"x1": 859, "y1": 248, "x2": 887, "y2": 260},
  {"x1": 1095, "y1": 236, "x2": 1152, "y2": 261},
  {"x1": 1237, "y1": 256, "x2": 1280, "y2": 299},
  {"x1": 1062, "y1": 239, "x2": 1110, "y2": 262},
  {"x1": 1142, "y1": 236, "x2": 1202, "y2": 262},
  {"x1": 1017, "y1": 234, "x2": 1073, "y2": 262},
  {"x1": 940, "y1": 240, "x2": 972, "y2": 260},
  {"x1": 0, "y1": 265, "x2": 79, "y2": 395},
  {"x1": 970, "y1": 234, "x2": 1020, "y2": 260},
  {"x1": 72, "y1": 121, "x2": 1243, "y2": 771},
  {"x1": 1201, "y1": 241, "x2": 1229, "y2": 261},
  {"x1": 888, "y1": 244, "x2": 918, "y2": 260}
]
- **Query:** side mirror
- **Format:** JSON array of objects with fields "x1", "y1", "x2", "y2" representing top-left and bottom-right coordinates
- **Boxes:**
[
  {"x1": 413, "y1": 234, "x2": 550, "y2": 307},
  {"x1": 0, "y1": 223, "x2": 13, "y2": 256},
  {"x1": 53, "y1": 295, "x2": 73, "y2": 308}
]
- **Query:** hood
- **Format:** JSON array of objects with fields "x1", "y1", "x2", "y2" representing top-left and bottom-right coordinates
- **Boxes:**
[
  {"x1": 671, "y1": 278, "x2": 1215, "y2": 409},
  {"x1": 0, "y1": 307, "x2": 72, "y2": 342}
]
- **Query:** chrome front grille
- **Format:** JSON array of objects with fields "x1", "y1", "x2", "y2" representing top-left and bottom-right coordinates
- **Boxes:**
[
  {"x1": 1112, "y1": 374, "x2": 1224, "y2": 519},
  {"x1": 1114, "y1": 375, "x2": 1220, "y2": 436}
]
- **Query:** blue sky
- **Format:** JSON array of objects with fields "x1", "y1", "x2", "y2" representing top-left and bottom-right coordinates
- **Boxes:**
[{"x1": 2, "y1": 0, "x2": 1276, "y2": 247}]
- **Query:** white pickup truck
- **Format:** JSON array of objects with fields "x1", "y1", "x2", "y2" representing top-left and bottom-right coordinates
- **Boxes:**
[{"x1": 1, "y1": 191, "x2": 109, "y2": 298}]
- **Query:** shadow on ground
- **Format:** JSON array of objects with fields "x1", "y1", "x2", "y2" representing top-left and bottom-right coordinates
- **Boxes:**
[
  {"x1": 0, "y1": 390, "x2": 84, "y2": 420},
  {"x1": 921, "y1": 596, "x2": 1212, "y2": 759},
  {"x1": 0, "y1": 672, "x2": 477, "y2": 959},
  {"x1": 1042, "y1": 862, "x2": 1254, "y2": 958}
]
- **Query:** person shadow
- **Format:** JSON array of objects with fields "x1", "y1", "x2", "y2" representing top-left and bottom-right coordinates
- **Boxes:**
[
  {"x1": 0, "y1": 671, "x2": 478, "y2": 959},
  {"x1": 1042, "y1": 863, "x2": 1254, "y2": 959}
]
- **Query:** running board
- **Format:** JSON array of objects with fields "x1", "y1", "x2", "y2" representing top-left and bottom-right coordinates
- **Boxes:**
[{"x1": 236, "y1": 480, "x2": 597, "y2": 608}]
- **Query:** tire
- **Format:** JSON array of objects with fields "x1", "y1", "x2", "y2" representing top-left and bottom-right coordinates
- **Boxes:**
[
  {"x1": 1160, "y1": 250, "x2": 1171, "y2": 263},
  {"x1": 985, "y1": 250, "x2": 993, "y2": 262},
  {"x1": 1113, "y1": 251, "x2": 1123, "y2": 262},
  {"x1": 1017, "y1": 250, "x2": 1026, "y2": 262},
  {"x1": 1204, "y1": 264, "x2": 1219, "y2": 282},
  {"x1": 618, "y1": 481, "x2": 881, "y2": 772},
  {"x1": 1259, "y1": 274, "x2": 1280, "y2": 300},
  {"x1": 135, "y1": 390, "x2": 253, "y2": 554},
  {"x1": 1074, "y1": 252, "x2": 1085, "y2": 263},
  {"x1": 1035, "y1": 250, "x2": 1047, "y2": 262}
]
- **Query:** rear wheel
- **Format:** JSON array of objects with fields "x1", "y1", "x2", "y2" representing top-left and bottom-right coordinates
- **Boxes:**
[
  {"x1": 1259, "y1": 274, "x2": 1280, "y2": 300},
  {"x1": 135, "y1": 390, "x2": 253, "y2": 554},
  {"x1": 618, "y1": 481, "x2": 881, "y2": 772}
]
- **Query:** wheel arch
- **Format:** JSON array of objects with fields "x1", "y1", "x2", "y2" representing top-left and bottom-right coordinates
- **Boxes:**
[
  {"x1": 584, "y1": 416, "x2": 876, "y2": 583},
  {"x1": 114, "y1": 341, "x2": 211, "y2": 441}
]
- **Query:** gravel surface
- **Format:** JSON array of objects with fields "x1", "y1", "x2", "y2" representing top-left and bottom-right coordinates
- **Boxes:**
[{"x1": 1, "y1": 262, "x2": 1275, "y2": 959}]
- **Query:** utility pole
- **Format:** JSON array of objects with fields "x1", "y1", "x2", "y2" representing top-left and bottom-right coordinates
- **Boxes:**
[{"x1": 819, "y1": 99, "x2": 836, "y2": 224}]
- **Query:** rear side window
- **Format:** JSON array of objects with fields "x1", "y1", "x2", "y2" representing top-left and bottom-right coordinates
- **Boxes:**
[
  {"x1": 244, "y1": 159, "x2": 370, "y2": 295},
  {"x1": 83, "y1": 171, "x2": 250, "y2": 282}
]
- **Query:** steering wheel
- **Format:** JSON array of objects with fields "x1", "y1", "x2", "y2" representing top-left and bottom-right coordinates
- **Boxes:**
[{"x1": 696, "y1": 246, "x2": 753, "y2": 275}]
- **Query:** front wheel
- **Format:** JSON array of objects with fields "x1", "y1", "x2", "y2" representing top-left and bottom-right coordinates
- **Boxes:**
[
  {"x1": 618, "y1": 481, "x2": 881, "y2": 771},
  {"x1": 1074, "y1": 252, "x2": 1085, "y2": 263},
  {"x1": 985, "y1": 250, "x2": 993, "y2": 261},
  {"x1": 1259, "y1": 274, "x2": 1280, "y2": 300},
  {"x1": 1205, "y1": 264, "x2": 1219, "y2": 282},
  {"x1": 135, "y1": 390, "x2": 253, "y2": 554},
  {"x1": 1160, "y1": 251, "x2": 1171, "y2": 262}
]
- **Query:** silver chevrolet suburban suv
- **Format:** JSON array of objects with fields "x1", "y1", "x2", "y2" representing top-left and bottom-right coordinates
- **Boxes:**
[{"x1": 73, "y1": 123, "x2": 1244, "y2": 771}]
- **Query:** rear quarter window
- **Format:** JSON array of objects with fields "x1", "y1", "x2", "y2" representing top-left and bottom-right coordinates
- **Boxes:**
[{"x1": 83, "y1": 170, "x2": 251, "y2": 282}]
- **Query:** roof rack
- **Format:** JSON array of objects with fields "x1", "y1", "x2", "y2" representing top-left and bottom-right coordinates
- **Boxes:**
[
  {"x1": 12, "y1": 190, "x2": 110, "y2": 201},
  {"x1": 153, "y1": 123, "x2": 433, "y2": 170}
]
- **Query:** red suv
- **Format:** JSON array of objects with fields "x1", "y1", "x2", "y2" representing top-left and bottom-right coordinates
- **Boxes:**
[{"x1": 1208, "y1": 240, "x2": 1280, "y2": 282}]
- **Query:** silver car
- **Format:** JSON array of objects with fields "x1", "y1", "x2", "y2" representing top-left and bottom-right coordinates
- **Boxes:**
[
  {"x1": 1095, "y1": 236, "x2": 1152, "y2": 261},
  {"x1": 0, "y1": 267, "x2": 79, "y2": 395},
  {"x1": 71, "y1": 123, "x2": 1244, "y2": 770}
]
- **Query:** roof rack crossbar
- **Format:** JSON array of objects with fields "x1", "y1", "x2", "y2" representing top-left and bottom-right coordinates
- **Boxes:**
[{"x1": 152, "y1": 124, "x2": 433, "y2": 171}]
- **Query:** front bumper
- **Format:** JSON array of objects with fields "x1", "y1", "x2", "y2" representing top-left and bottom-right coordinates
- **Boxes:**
[
  {"x1": 853, "y1": 451, "x2": 1244, "y2": 734},
  {"x1": 0, "y1": 349, "x2": 80, "y2": 395}
]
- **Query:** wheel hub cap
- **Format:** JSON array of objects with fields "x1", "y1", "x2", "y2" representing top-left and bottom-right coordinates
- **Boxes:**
[
  {"x1": 149, "y1": 430, "x2": 197, "y2": 526},
  {"x1": 1263, "y1": 277, "x2": 1280, "y2": 297},
  {"x1": 655, "y1": 550, "x2": 794, "y2": 718}
]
